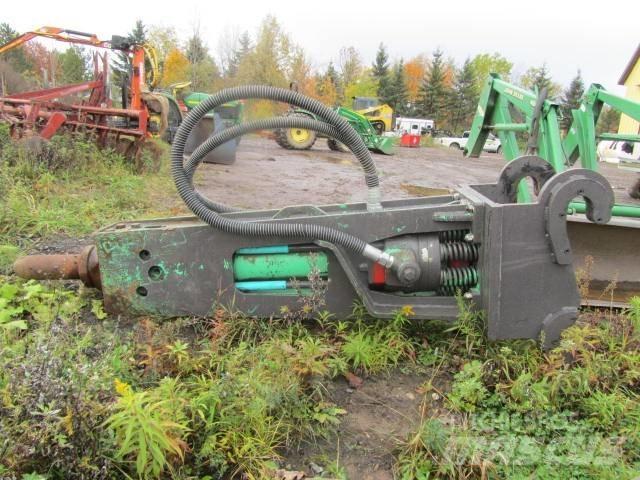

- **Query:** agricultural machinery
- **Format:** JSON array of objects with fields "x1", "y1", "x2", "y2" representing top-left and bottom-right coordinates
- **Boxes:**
[
  {"x1": 465, "y1": 74, "x2": 640, "y2": 304},
  {"x1": 0, "y1": 27, "x2": 161, "y2": 164},
  {"x1": 13, "y1": 85, "x2": 621, "y2": 347},
  {"x1": 0, "y1": 27, "x2": 242, "y2": 166},
  {"x1": 274, "y1": 106, "x2": 395, "y2": 155},
  {"x1": 351, "y1": 96, "x2": 394, "y2": 134}
]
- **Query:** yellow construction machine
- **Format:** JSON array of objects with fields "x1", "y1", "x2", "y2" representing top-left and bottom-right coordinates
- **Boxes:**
[{"x1": 352, "y1": 96, "x2": 394, "y2": 134}]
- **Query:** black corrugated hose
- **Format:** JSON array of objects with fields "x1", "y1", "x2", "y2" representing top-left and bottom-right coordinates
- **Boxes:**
[{"x1": 171, "y1": 85, "x2": 393, "y2": 268}]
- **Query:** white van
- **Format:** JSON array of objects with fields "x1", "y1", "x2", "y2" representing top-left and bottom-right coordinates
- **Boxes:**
[{"x1": 395, "y1": 117, "x2": 434, "y2": 136}]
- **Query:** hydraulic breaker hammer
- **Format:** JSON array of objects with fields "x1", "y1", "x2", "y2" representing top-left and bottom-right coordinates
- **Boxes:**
[{"x1": 13, "y1": 87, "x2": 616, "y2": 347}]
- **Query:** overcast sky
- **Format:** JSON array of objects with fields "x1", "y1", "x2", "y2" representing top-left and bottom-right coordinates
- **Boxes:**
[{"x1": 3, "y1": 0, "x2": 637, "y2": 93}]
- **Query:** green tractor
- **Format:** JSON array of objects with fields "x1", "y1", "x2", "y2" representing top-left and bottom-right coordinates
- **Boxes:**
[
  {"x1": 156, "y1": 85, "x2": 244, "y2": 165},
  {"x1": 182, "y1": 92, "x2": 244, "y2": 134},
  {"x1": 275, "y1": 106, "x2": 395, "y2": 155}
]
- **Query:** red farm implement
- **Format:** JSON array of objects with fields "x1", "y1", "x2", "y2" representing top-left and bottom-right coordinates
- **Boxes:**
[{"x1": 0, "y1": 26, "x2": 161, "y2": 164}]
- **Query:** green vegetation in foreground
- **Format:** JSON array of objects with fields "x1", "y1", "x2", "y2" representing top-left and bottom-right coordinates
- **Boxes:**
[
  {"x1": 0, "y1": 132, "x2": 638, "y2": 479},
  {"x1": 0, "y1": 124, "x2": 177, "y2": 272},
  {"x1": 1, "y1": 274, "x2": 639, "y2": 479},
  {"x1": 395, "y1": 297, "x2": 640, "y2": 479}
]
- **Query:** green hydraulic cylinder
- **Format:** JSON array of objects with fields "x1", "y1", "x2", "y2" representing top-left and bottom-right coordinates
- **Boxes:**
[{"x1": 233, "y1": 252, "x2": 329, "y2": 281}]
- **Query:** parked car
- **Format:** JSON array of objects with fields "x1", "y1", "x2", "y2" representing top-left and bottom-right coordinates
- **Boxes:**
[{"x1": 436, "y1": 131, "x2": 502, "y2": 154}]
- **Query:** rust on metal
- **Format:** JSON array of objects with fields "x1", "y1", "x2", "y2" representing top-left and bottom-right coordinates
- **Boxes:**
[{"x1": 13, "y1": 245, "x2": 101, "y2": 289}]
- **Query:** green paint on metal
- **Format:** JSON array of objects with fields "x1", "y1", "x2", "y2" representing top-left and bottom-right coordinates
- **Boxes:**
[
  {"x1": 236, "y1": 280, "x2": 287, "y2": 291},
  {"x1": 465, "y1": 74, "x2": 640, "y2": 219},
  {"x1": 233, "y1": 252, "x2": 328, "y2": 281},
  {"x1": 394, "y1": 225, "x2": 407, "y2": 233},
  {"x1": 173, "y1": 262, "x2": 187, "y2": 276},
  {"x1": 237, "y1": 245, "x2": 289, "y2": 254},
  {"x1": 223, "y1": 259, "x2": 232, "y2": 270},
  {"x1": 569, "y1": 202, "x2": 640, "y2": 218},
  {"x1": 337, "y1": 223, "x2": 349, "y2": 229}
]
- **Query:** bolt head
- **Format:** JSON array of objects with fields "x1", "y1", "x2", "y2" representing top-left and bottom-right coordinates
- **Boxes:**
[
  {"x1": 398, "y1": 263, "x2": 420, "y2": 284},
  {"x1": 464, "y1": 233, "x2": 475, "y2": 242}
]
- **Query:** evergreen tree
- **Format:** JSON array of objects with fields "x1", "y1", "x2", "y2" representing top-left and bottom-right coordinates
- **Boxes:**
[
  {"x1": 418, "y1": 49, "x2": 448, "y2": 127},
  {"x1": 560, "y1": 70, "x2": 585, "y2": 130},
  {"x1": 325, "y1": 61, "x2": 343, "y2": 102},
  {"x1": 111, "y1": 20, "x2": 147, "y2": 87},
  {"x1": 596, "y1": 106, "x2": 621, "y2": 136},
  {"x1": 372, "y1": 43, "x2": 392, "y2": 103},
  {"x1": 186, "y1": 31, "x2": 208, "y2": 65},
  {"x1": 388, "y1": 59, "x2": 408, "y2": 115},
  {"x1": 57, "y1": 46, "x2": 88, "y2": 84},
  {"x1": 238, "y1": 31, "x2": 252, "y2": 58},
  {"x1": 184, "y1": 27, "x2": 219, "y2": 91},
  {"x1": 450, "y1": 58, "x2": 478, "y2": 133},
  {"x1": 226, "y1": 31, "x2": 251, "y2": 78},
  {"x1": 520, "y1": 63, "x2": 561, "y2": 98},
  {"x1": 0, "y1": 23, "x2": 33, "y2": 74},
  {"x1": 531, "y1": 63, "x2": 552, "y2": 93}
]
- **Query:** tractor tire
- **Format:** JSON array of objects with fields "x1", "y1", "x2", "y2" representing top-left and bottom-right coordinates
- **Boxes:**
[
  {"x1": 274, "y1": 112, "x2": 317, "y2": 150},
  {"x1": 630, "y1": 177, "x2": 640, "y2": 200},
  {"x1": 371, "y1": 121, "x2": 385, "y2": 135},
  {"x1": 327, "y1": 138, "x2": 349, "y2": 153},
  {"x1": 496, "y1": 146, "x2": 502, "y2": 155}
]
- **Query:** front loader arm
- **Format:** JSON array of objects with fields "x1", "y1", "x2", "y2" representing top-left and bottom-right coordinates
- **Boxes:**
[
  {"x1": 563, "y1": 84, "x2": 640, "y2": 170},
  {"x1": 464, "y1": 74, "x2": 566, "y2": 201},
  {"x1": 465, "y1": 74, "x2": 539, "y2": 159}
]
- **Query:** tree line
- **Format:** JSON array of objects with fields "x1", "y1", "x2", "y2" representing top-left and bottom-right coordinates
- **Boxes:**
[{"x1": 0, "y1": 17, "x2": 620, "y2": 133}]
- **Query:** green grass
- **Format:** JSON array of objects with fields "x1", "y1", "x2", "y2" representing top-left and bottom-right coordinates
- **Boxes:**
[
  {"x1": 395, "y1": 300, "x2": 640, "y2": 479},
  {"x1": 0, "y1": 124, "x2": 178, "y2": 271},
  {"x1": 0, "y1": 131, "x2": 638, "y2": 479}
]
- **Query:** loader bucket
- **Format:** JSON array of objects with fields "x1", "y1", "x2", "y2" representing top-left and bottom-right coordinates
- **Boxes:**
[
  {"x1": 184, "y1": 113, "x2": 236, "y2": 165},
  {"x1": 568, "y1": 216, "x2": 640, "y2": 307},
  {"x1": 368, "y1": 135, "x2": 395, "y2": 155}
]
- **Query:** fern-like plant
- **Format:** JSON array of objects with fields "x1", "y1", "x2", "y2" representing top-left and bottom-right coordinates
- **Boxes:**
[{"x1": 104, "y1": 380, "x2": 189, "y2": 477}]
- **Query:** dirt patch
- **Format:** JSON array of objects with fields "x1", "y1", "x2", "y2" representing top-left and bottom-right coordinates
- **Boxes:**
[
  {"x1": 284, "y1": 369, "x2": 454, "y2": 479},
  {"x1": 194, "y1": 136, "x2": 640, "y2": 210}
]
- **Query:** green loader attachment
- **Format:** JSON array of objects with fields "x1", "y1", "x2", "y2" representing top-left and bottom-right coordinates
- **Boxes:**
[
  {"x1": 464, "y1": 73, "x2": 640, "y2": 305},
  {"x1": 275, "y1": 106, "x2": 395, "y2": 155},
  {"x1": 159, "y1": 88, "x2": 244, "y2": 165}
]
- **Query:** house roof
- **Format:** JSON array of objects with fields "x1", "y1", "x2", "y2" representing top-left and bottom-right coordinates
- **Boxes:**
[{"x1": 619, "y1": 43, "x2": 640, "y2": 85}]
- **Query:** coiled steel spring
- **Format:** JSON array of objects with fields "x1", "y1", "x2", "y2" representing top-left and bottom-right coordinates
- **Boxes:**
[
  {"x1": 440, "y1": 242, "x2": 479, "y2": 264},
  {"x1": 438, "y1": 230, "x2": 469, "y2": 242},
  {"x1": 438, "y1": 266, "x2": 478, "y2": 296}
]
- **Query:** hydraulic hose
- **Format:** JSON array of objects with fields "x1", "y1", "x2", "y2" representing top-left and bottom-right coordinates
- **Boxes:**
[
  {"x1": 185, "y1": 116, "x2": 377, "y2": 213},
  {"x1": 171, "y1": 85, "x2": 394, "y2": 268}
]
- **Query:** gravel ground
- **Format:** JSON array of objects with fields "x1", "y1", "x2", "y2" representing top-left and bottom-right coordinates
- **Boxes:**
[{"x1": 193, "y1": 135, "x2": 639, "y2": 209}]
